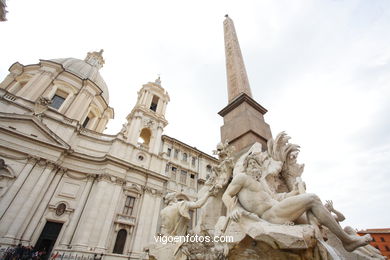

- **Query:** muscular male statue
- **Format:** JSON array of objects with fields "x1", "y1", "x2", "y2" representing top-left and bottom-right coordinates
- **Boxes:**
[{"x1": 222, "y1": 153, "x2": 372, "y2": 252}]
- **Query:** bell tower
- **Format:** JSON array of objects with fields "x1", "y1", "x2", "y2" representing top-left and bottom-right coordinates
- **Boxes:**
[
  {"x1": 219, "y1": 15, "x2": 272, "y2": 152},
  {"x1": 124, "y1": 77, "x2": 169, "y2": 155}
]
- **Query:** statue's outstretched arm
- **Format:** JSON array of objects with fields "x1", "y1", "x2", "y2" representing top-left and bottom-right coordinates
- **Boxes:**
[
  {"x1": 325, "y1": 200, "x2": 346, "y2": 222},
  {"x1": 187, "y1": 190, "x2": 212, "y2": 209},
  {"x1": 332, "y1": 208, "x2": 346, "y2": 222}
]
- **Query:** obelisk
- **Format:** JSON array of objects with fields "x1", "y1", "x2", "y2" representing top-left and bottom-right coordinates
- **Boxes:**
[{"x1": 219, "y1": 15, "x2": 272, "y2": 152}]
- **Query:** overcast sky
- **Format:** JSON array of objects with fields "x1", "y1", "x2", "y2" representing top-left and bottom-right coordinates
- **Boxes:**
[{"x1": 1, "y1": 0, "x2": 389, "y2": 230}]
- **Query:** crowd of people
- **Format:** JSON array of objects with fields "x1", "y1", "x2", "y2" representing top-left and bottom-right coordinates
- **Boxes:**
[{"x1": 2, "y1": 244, "x2": 47, "y2": 260}]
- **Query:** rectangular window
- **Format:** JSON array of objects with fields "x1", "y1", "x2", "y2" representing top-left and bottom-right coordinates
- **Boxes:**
[
  {"x1": 49, "y1": 94, "x2": 66, "y2": 110},
  {"x1": 385, "y1": 245, "x2": 390, "y2": 251},
  {"x1": 180, "y1": 170, "x2": 187, "y2": 184},
  {"x1": 171, "y1": 167, "x2": 177, "y2": 180},
  {"x1": 123, "y1": 196, "x2": 136, "y2": 216},
  {"x1": 82, "y1": 116, "x2": 90, "y2": 128},
  {"x1": 167, "y1": 148, "x2": 172, "y2": 157},
  {"x1": 190, "y1": 174, "x2": 195, "y2": 188},
  {"x1": 380, "y1": 237, "x2": 385, "y2": 242}
]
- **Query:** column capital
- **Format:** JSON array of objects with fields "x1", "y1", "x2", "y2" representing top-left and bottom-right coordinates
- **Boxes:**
[{"x1": 27, "y1": 155, "x2": 40, "y2": 164}]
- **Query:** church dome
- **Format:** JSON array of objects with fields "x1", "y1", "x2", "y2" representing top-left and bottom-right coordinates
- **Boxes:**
[{"x1": 48, "y1": 50, "x2": 109, "y2": 103}]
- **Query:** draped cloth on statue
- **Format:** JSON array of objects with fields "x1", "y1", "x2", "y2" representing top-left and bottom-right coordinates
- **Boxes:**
[{"x1": 160, "y1": 200, "x2": 191, "y2": 236}]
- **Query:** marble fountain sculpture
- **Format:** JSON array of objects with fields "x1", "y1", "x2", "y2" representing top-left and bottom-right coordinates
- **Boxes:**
[{"x1": 148, "y1": 132, "x2": 382, "y2": 260}]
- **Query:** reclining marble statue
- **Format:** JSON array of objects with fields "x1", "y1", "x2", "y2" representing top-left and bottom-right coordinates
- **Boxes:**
[
  {"x1": 222, "y1": 141, "x2": 372, "y2": 253},
  {"x1": 149, "y1": 132, "x2": 375, "y2": 260}
]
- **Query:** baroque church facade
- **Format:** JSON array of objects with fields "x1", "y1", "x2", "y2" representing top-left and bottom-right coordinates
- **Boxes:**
[{"x1": 0, "y1": 49, "x2": 218, "y2": 259}]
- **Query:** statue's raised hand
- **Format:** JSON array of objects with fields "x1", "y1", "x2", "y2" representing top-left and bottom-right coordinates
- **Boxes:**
[{"x1": 325, "y1": 200, "x2": 334, "y2": 211}]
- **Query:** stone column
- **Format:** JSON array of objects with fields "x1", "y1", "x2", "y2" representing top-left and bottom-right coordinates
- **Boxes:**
[
  {"x1": 16, "y1": 73, "x2": 41, "y2": 97},
  {"x1": 88, "y1": 178, "x2": 114, "y2": 247},
  {"x1": 18, "y1": 71, "x2": 54, "y2": 101},
  {"x1": 156, "y1": 99, "x2": 163, "y2": 114},
  {"x1": 128, "y1": 116, "x2": 142, "y2": 144},
  {"x1": 7, "y1": 82, "x2": 21, "y2": 93},
  {"x1": 95, "y1": 116, "x2": 108, "y2": 133},
  {"x1": 132, "y1": 191, "x2": 153, "y2": 252},
  {"x1": 140, "y1": 90, "x2": 148, "y2": 105},
  {"x1": 21, "y1": 168, "x2": 65, "y2": 242},
  {"x1": 152, "y1": 125, "x2": 163, "y2": 155},
  {"x1": 149, "y1": 194, "x2": 162, "y2": 243},
  {"x1": 0, "y1": 74, "x2": 16, "y2": 90},
  {"x1": 58, "y1": 92, "x2": 74, "y2": 114},
  {"x1": 60, "y1": 175, "x2": 94, "y2": 246},
  {"x1": 4, "y1": 162, "x2": 56, "y2": 242},
  {"x1": 145, "y1": 92, "x2": 153, "y2": 108},
  {"x1": 162, "y1": 101, "x2": 167, "y2": 116},
  {"x1": 0, "y1": 156, "x2": 37, "y2": 218},
  {"x1": 138, "y1": 90, "x2": 146, "y2": 106},
  {"x1": 0, "y1": 160, "x2": 44, "y2": 242},
  {"x1": 96, "y1": 182, "x2": 122, "y2": 250},
  {"x1": 65, "y1": 88, "x2": 94, "y2": 121},
  {"x1": 88, "y1": 116, "x2": 99, "y2": 131},
  {"x1": 42, "y1": 84, "x2": 58, "y2": 99},
  {"x1": 72, "y1": 176, "x2": 108, "y2": 250}
]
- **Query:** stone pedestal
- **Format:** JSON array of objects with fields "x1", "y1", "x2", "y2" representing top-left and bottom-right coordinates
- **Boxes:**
[{"x1": 219, "y1": 93, "x2": 272, "y2": 152}]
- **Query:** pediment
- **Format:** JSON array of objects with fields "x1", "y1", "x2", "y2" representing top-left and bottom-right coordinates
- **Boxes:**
[{"x1": 0, "y1": 113, "x2": 70, "y2": 149}]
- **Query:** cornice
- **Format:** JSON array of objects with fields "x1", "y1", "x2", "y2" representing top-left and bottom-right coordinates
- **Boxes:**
[
  {"x1": 218, "y1": 92, "x2": 268, "y2": 117},
  {"x1": 162, "y1": 135, "x2": 217, "y2": 162},
  {"x1": 143, "y1": 186, "x2": 164, "y2": 196},
  {"x1": 0, "y1": 112, "x2": 71, "y2": 150}
]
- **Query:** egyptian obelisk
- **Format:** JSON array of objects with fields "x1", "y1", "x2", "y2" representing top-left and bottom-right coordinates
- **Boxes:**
[{"x1": 219, "y1": 15, "x2": 272, "y2": 152}]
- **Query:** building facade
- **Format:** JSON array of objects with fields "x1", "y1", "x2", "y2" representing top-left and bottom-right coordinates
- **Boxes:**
[
  {"x1": 358, "y1": 229, "x2": 390, "y2": 258},
  {"x1": 0, "y1": 50, "x2": 217, "y2": 259}
]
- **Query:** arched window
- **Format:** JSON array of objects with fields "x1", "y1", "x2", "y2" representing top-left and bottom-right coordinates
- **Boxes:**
[
  {"x1": 150, "y1": 95, "x2": 159, "y2": 112},
  {"x1": 182, "y1": 153, "x2": 187, "y2": 162},
  {"x1": 138, "y1": 128, "x2": 151, "y2": 145},
  {"x1": 113, "y1": 229, "x2": 127, "y2": 254}
]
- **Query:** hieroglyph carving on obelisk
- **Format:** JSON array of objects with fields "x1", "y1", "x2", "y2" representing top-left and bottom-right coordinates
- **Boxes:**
[{"x1": 223, "y1": 15, "x2": 253, "y2": 103}]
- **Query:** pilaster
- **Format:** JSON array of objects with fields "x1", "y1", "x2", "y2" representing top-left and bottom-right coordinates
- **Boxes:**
[
  {"x1": 72, "y1": 174, "x2": 109, "y2": 250},
  {"x1": 4, "y1": 162, "x2": 57, "y2": 242},
  {"x1": 96, "y1": 182, "x2": 122, "y2": 250},
  {"x1": 60, "y1": 175, "x2": 95, "y2": 247},
  {"x1": 21, "y1": 167, "x2": 65, "y2": 243},
  {"x1": 0, "y1": 156, "x2": 38, "y2": 218},
  {"x1": 0, "y1": 159, "x2": 45, "y2": 242}
]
